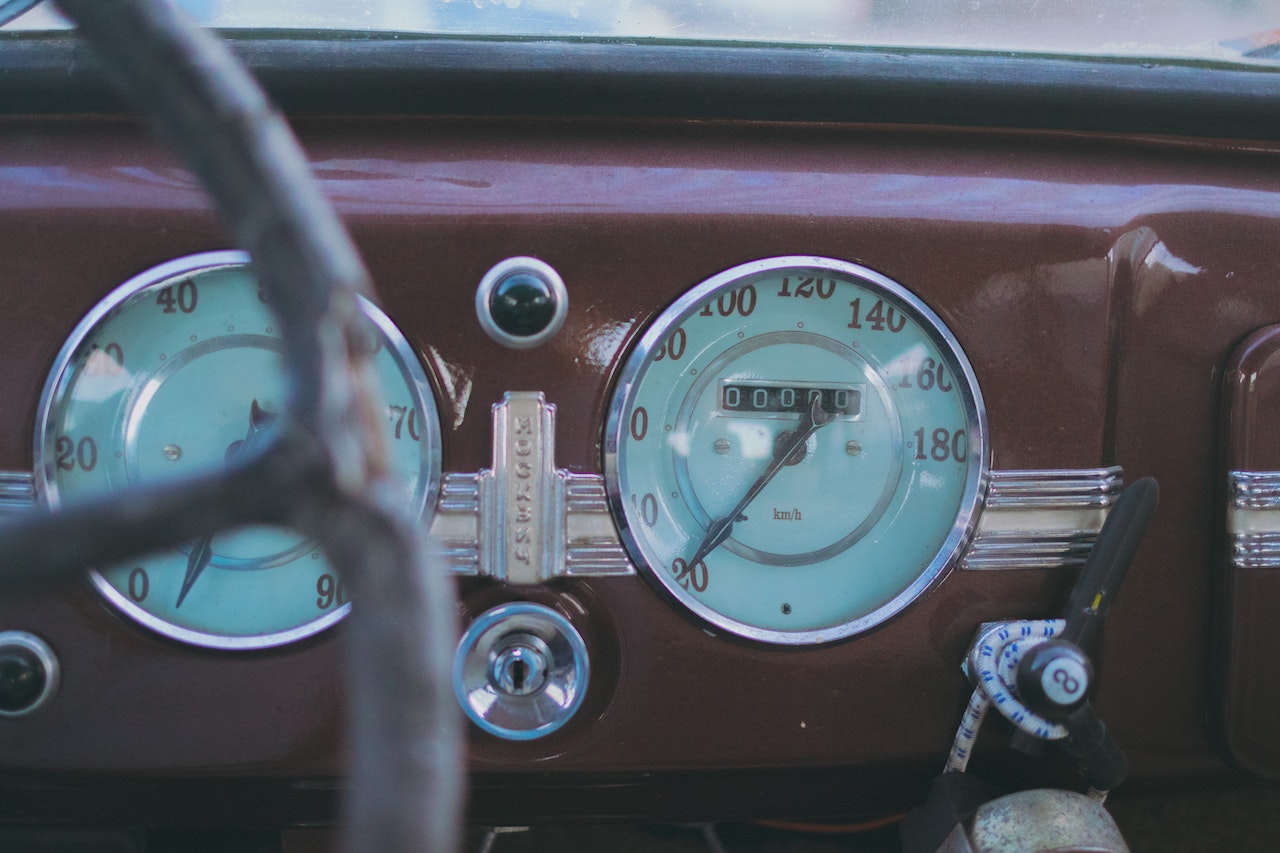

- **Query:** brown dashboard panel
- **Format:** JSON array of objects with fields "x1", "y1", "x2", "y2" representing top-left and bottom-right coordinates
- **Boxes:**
[
  {"x1": 2, "y1": 114, "x2": 1280, "y2": 821},
  {"x1": 1220, "y1": 327, "x2": 1280, "y2": 778}
]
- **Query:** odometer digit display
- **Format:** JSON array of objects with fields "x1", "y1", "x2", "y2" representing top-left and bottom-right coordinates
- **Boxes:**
[{"x1": 721, "y1": 382, "x2": 862, "y2": 418}]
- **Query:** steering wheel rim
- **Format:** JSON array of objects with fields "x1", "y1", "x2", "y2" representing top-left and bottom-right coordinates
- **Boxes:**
[{"x1": 0, "y1": 1, "x2": 463, "y2": 850}]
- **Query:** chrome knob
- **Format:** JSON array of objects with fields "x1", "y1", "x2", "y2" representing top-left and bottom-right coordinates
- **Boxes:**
[{"x1": 453, "y1": 602, "x2": 589, "y2": 740}]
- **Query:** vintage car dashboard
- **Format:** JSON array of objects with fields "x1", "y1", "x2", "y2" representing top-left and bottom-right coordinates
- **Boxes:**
[{"x1": 4, "y1": 31, "x2": 1280, "y2": 844}]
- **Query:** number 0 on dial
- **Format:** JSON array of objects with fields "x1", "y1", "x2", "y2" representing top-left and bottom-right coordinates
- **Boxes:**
[{"x1": 35, "y1": 251, "x2": 442, "y2": 650}]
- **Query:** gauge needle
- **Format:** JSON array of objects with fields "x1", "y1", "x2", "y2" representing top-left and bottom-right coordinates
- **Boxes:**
[
  {"x1": 685, "y1": 397, "x2": 835, "y2": 568},
  {"x1": 175, "y1": 399, "x2": 276, "y2": 609}
]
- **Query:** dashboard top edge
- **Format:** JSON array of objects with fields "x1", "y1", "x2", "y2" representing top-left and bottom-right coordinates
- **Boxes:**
[
  {"x1": 4, "y1": 116, "x2": 1278, "y2": 223},
  {"x1": 1, "y1": 36, "x2": 1280, "y2": 140}
]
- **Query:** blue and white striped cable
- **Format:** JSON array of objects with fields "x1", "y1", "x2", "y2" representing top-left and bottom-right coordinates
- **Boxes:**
[{"x1": 946, "y1": 619, "x2": 1068, "y2": 773}]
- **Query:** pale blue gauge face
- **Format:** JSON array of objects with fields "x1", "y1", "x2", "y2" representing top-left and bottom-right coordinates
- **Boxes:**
[
  {"x1": 605, "y1": 257, "x2": 987, "y2": 645},
  {"x1": 36, "y1": 252, "x2": 442, "y2": 650}
]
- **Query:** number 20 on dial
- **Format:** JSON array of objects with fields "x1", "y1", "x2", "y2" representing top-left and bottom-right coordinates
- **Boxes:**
[
  {"x1": 35, "y1": 252, "x2": 442, "y2": 650},
  {"x1": 605, "y1": 256, "x2": 987, "y2": 644}
]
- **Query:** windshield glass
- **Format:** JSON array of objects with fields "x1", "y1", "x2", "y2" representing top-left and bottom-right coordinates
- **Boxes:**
[{"x1": 5, "y1": 0, "x2": 1280, "y2": 63}]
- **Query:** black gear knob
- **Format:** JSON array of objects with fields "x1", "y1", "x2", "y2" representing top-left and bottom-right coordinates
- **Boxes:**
[{"x1": 1016, "y1": 639, "x2": 1094, "y2": 720}]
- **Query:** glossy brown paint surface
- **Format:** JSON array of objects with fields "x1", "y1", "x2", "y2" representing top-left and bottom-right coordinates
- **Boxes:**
[
  {"x1": 1219, "y1": 328, "x2": 1280, "y2": 778},
  {"x1": 2, "y1": 116, "x2": 1280, "y2": 821}
]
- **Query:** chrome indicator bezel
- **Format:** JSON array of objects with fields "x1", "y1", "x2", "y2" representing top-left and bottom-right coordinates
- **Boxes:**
[
  {"x1": 604, "y1": 256, "x2": 988, "y2": 645},
  {"x1": 34, "y1": 251, "x2": 443, "y2": 651}
]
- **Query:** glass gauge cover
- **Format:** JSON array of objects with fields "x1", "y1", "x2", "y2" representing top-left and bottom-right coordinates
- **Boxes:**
[
  {"x1": 605, "y1": 256, "x2": 987, "y2": 644},
  {"x1": 35, "y1": 251, "x2": 442, "y2": 650}
]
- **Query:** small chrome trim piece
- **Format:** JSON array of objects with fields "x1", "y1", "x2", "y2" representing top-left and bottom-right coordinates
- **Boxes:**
[
  {"x1": 961, "y1": 467, "x2": 1122, "y2": 571},
  {"x1": 430, "y1": 474, "x2": 483, "y2": 573},
  {"x1": 1228, "y1": 471, "x2": 1280, "y2": 568},
  {"x1": 961, "y1": 531, "x2": 1101, "y2": 571},
  {"x1": 486, "y1": 392, "x2": 560, "y2": 584},
  {"x1": 0, "y1": 472, "x2": 35, "y2": 515},
  {"x1": 474, "y1": 257, "x2": 569, "y2": 350},
  {"x1": 1230, "y1": 471, "x2": 1280, "y2": 509},
  {"x1": 984, "y1": 467, "x2": 1123, "y2": 509},
  {"x1": 427, "y1": 392, "x2": 634, "y2": 581},
  {"x1": 1232, "y1": 533, "x2": 1280, "y2": 569},
  {"x1": 562, "y1": 474, "x2": 632, "y2": 576},
  {"x1": 438, "y1": 473, "x2": 481, "y2": 513}
]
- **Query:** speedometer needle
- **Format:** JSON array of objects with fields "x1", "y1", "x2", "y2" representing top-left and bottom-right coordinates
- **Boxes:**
[
  {"x1": 685, "y1": 397, "x2": 835, "y2": 568},
  {"x1": 175, "y1": 399, "x2": 276, "y2": 609}
]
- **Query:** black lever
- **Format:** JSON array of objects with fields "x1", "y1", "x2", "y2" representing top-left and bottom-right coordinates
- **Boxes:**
[
  {"x1": 1062, "y1": 476, "x2": 1160, "y2": 655},
  {"x1": 1015, "y1": 638, "x2": 1128, "y2": 791},
  {"x1": 905, "y1": 478, "x2": 1157, "y2": 851},
  {"x1": 1013, "y1": 476, "x2": 1159, "y2": 790}
]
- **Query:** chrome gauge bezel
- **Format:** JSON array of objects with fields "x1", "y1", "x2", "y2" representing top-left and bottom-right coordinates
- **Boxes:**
[
  {"x1": 34, "y1": 250, "x2": 443, "y2": 651},
  {"x1": 604, "y1": 256, "x2": 988, "y2": 645}
]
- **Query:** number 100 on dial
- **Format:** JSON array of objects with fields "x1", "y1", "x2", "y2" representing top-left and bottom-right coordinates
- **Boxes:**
[{"x1": 605, "y1": 256, "x2": 986, "y2": 645}]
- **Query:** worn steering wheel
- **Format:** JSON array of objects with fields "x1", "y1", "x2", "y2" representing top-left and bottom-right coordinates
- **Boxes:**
[{"x1": 0, "y1": 1, "x2": 462, "y2": 851}]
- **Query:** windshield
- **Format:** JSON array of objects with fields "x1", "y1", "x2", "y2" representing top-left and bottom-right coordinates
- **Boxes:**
[{"x1": 5, "y1": 0, "x2": 1280, "y2": 63}]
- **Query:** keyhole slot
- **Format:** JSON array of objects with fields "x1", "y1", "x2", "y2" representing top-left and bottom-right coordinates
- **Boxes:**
[
  {"x1": 488, "y1": 632, "x2": 552, "y2": 697},
  {"x1": 509, "y1": 659, "x2": 528, "y2": 692}
]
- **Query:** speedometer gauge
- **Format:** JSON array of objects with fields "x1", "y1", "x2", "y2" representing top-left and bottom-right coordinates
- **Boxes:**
[
  {"x1": 605, "y1": 256, "x2": 986, "y2": 644},
  {"x1": 35, "y1": 251, "x2": 442, "y2": 650}
]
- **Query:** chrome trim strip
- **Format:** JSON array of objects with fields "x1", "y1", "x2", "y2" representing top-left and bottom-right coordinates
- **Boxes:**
[
  {"x1": 961, "y1": 531, "x2": 1099, "y2": 571},
  {"x1": 438, "y1": 473, "x2": 480, "y2": 513},
  {"x1": 565, "y1": 544, "x2": 633, "y2": 575},
  {"x1": 486, "y1": 392, "x2": 560, "y2": 585},
  {"x1": 563, "y1": 474, "x2": 633, "y2": 576},
  {"x1": 0, "y1": 472, "x2": 35, "y2": 515},
  {"x1": 961, "y1": 467, "x2": 1122, "y2": 571},
  {"x1": 428, "y1": 470, "x2": 634, "y2": 578},
  {"x1": 1228, "y1": 471, "x2": 1280, "y2": 568},
  {"x1": 429, "y1": 474, "x2": 482, "y2": 573},
  {"x1": 1231, "y1": 471, "x2": 1280, "y2": 509},
  {"x1": 565, "y1": 476, "x2": 610, "y2": 514},
  {"x1": 565, "y1": 473, "x2": 634, "y2": 573},
  {"x1": 14, "y1": 459, "x2": 1122, "y2": 575},
  {"x1": 1233, "y1": 533, "x2": 1280, "y2": 569},
  {"x1": 984, "y1": 467, "x2": 1123, "y2": 509},
  {"x1": 426, "y1": 397, "x2": 635, "y2": 580}
]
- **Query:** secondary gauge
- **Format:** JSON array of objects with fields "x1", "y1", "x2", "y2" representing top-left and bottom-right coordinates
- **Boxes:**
[
  {"x1": 605, "y1": 256, "x2": 986, "y2": 645},
  {"x1": 35, "y1": 251, "x2": 442, "y2": 650}
]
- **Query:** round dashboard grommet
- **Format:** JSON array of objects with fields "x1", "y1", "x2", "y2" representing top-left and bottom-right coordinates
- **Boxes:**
[
  {"x1": 0, "y1": 631, "x2": 59, "y2": 718},
  {"x1": 475, "y1": 257, "x2": 568, "y2": 349},
  {"x1": 453, "y1": 602, "x2": 589, "y2": 741}
]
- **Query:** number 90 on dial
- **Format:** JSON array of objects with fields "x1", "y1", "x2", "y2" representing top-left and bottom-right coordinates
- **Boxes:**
[{"x1": 35, "y1": 251, "x2": 442, "y2": 650}]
